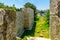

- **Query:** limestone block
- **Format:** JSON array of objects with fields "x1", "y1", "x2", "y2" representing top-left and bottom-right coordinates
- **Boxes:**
[
  {"x1": 0, "y1": 9, "x2": 5, "y2": 32},
  {"x1": 16, "y1": 11, "x2": 24, "y2": 37},
  {"x1": 58, "y1": 19, "x2": 60, "y2": 39},
  {"x1": 50, "y1": 0, "x2": 58, "y2": 15},
  {"x1": 22, "y1": 8, "x2": 34, "y2": 30},
  {"x1": 50, "y1": 15, "x2": 59, "y2": 40},
  {"x1": 0, "y1": 14, "x2": 3, "y2": 25},
  {"x1": 50, "y1": 0, "x2": 60, "y2": 40},
  {"x1": 0, "y1": 34, "x2": 4, "y2": 40},
  {"x1": 4, "y1": 9, "x2": 16, "y2": 40},
  {"x1": 27, "y1": 8, "x2": 34, "y2": 30}
]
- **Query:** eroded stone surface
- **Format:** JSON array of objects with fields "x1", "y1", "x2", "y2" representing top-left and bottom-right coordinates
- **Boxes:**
[
  {"x1": 5, "y1": 9, "x2": 16, "y2": 40},
  {"x1": 0, "y1": 34, "x2": 4, "y2": 40},
  {"x1": 0, "y1": 9, "x2": 16, "y2": 40},
  {"x1": 16, "y1": 11, "x2": 24, "y2": 37},
  {"x1": 22, "y1": 8, "x2": 34, "y2": 30},
  {"x1": 50, "y1": 0, "x2": 60, "y2": 40},
  {"x1": 50, "y1": 15, "x2": 59, "y2": 40}
]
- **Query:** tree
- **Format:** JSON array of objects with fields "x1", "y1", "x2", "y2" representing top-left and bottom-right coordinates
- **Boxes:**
[
  {"x1": 0, "y1": 3, "x2": 4, "y2": 8},
  {"x1": 24, "y1": 2, "x2": 36, "y2": 13},
  {"x1": 45, "y1": 9, "x2": 50, "y2": 25},
  {"x1": 16, "y1": 8, "x2": 20, "y2": 11}
]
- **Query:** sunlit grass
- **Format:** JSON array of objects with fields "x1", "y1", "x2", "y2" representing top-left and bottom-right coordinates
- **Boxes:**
[{"x1": 34, "y1": 15, "x2": 50, "y2": 38}]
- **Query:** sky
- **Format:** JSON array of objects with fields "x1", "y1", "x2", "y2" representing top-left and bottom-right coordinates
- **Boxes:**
[{"x1": 0, "y1": 0, "x2": 50, "y2": 10}]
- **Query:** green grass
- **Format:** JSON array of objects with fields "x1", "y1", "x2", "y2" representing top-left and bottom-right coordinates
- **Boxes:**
[
  {"x1": 21, "y1": 14, "x2": 50, "y2": 40},
  {"x1": 34, "y1": 15, "x2": 50, "y2": 38}
]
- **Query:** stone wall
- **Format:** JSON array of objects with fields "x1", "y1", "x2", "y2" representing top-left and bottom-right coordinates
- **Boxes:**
[
  {"x1": 16, "y1": 11, "x2": 24, "y2": 37},
  {"x1": 50, "y1": 0, "x2": 60, "y2": 40},
  {"x1": 0, "y1": 8, "x2": 5, "y2": 40},
  {"x1": 0, "y1": 9, "x2": 16, "y2": 40},
  {"x1": 16, "y1": 8, "x2": 34, "y2": 37},
  {"x1": 22, "y1": 7, "x2": 34, "y2": 30}
]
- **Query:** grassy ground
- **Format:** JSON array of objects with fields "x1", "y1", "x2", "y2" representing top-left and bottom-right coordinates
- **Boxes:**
[
  {"x1": 34, "y1": 15, "x2": 50, "y2": 38},
  {"x1": 21, "y1": 14, "x2": 50, "y2": 40}
]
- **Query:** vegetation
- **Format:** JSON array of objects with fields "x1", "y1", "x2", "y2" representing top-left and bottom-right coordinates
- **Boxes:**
[
  {"x1": 24, "y1": 2, "x2": 36, "y2": 13},
  {"x1": 40, "y1": 10, "x2": 45, "y2": 13},
  {"x1": 20, "y1": 10, "x2": 50, "y2": 40},
  {"x1": 0, "y1": 3, "x2": 21, "y2": 11}
]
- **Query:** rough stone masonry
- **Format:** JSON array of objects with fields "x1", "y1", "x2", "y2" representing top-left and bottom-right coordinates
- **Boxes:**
[
  {"x1": 16, "y1": 7, "x2": 34, "y2": 37},
  {"x1": 50, "y1": 0, "x2": 60, "y2": 40},
  {"x1": 0, "y1": 9, "x2": 16, "y2": 40},
  {"x1": 22, "y1": 7, "x2": 34, "y2": 30},
  {"x1": 16, "y1": 11, "x2": 24, "y2": 37}
]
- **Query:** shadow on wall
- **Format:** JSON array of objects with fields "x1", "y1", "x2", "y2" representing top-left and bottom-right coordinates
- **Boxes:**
[
  {"x1": 21, "y1": 21, "x2": 36, "y2": 38},
  {"x1": 20, "y1": 7, "x2": 37, "y2": 38},
  {"x1": 16, "y1": 7, "x2": 34, "y2": 37}
]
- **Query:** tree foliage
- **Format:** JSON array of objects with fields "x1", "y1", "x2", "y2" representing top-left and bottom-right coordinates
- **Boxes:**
[
  {"x1": 24, "y1": 2, "x2": 36, "y2": 13},
  {"x1": 45, "y1": 10, "x2": 50, "y2": 20},
  {"x1": 0, "y1": 3, "x2": 20, "y2": 11}
]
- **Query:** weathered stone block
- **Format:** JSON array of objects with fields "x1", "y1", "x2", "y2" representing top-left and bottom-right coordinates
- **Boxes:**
[
  {"x1": 0, "y1": 34, "x2": 4, "y2": 40},
  {"x1": 0, "y1": 9, "x2": 5, "y2": 32},
  {"x1": 16, "y1": 11, "x2": 24, "y2": 37},
  {"x1": 50, "y1": 0, "x2": 60, "y2": 40},
  {"x1": 22, "y1": 8, "x2": 34, "y2": 30},
  {"x1": 57, "y1": 1, "x2": 60, "y2": 17},
  {"x1": 4, "y1": 9, "x2": 16, "y2": 40},
  {"x1": 50, "y1": 15, "x2": 59, "y2": 40},
  {"x1": 50, "y1": 0, "x2": 58, "y2": 15}
]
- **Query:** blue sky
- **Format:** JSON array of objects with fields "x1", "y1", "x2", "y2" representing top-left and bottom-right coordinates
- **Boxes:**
[{"x1": 0, "y1": 0, "x2": 50, "y2": 10}]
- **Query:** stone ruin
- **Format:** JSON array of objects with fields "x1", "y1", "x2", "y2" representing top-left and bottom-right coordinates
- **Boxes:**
[
  {"x1": 0, "y1": 9, "x2": 16, "y2": 40},
  {"x1": 1, "y1": 0, "x2": 60, "y2": 39},
  {"x1": 22, "y1": 7, "x2": 34, "y2": 30},
  {"x1": 16, "y1": 11, "x2": 24, "y2": 37},
  {"x1": 0, "y1": 7, "x2": 34, "y2": 40},
  {"x1": 1, "y1": 0, "x2": 60, "y2": 40},
  {"x1": 50, "y1": 0, "x2": 60, "y2": 40},
  {"x1": 16, "y1": 7, "x2": 34, "y2": 37},
  {"x1": 0, "y1": 8, "x2": 5, "y2": 40}
]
